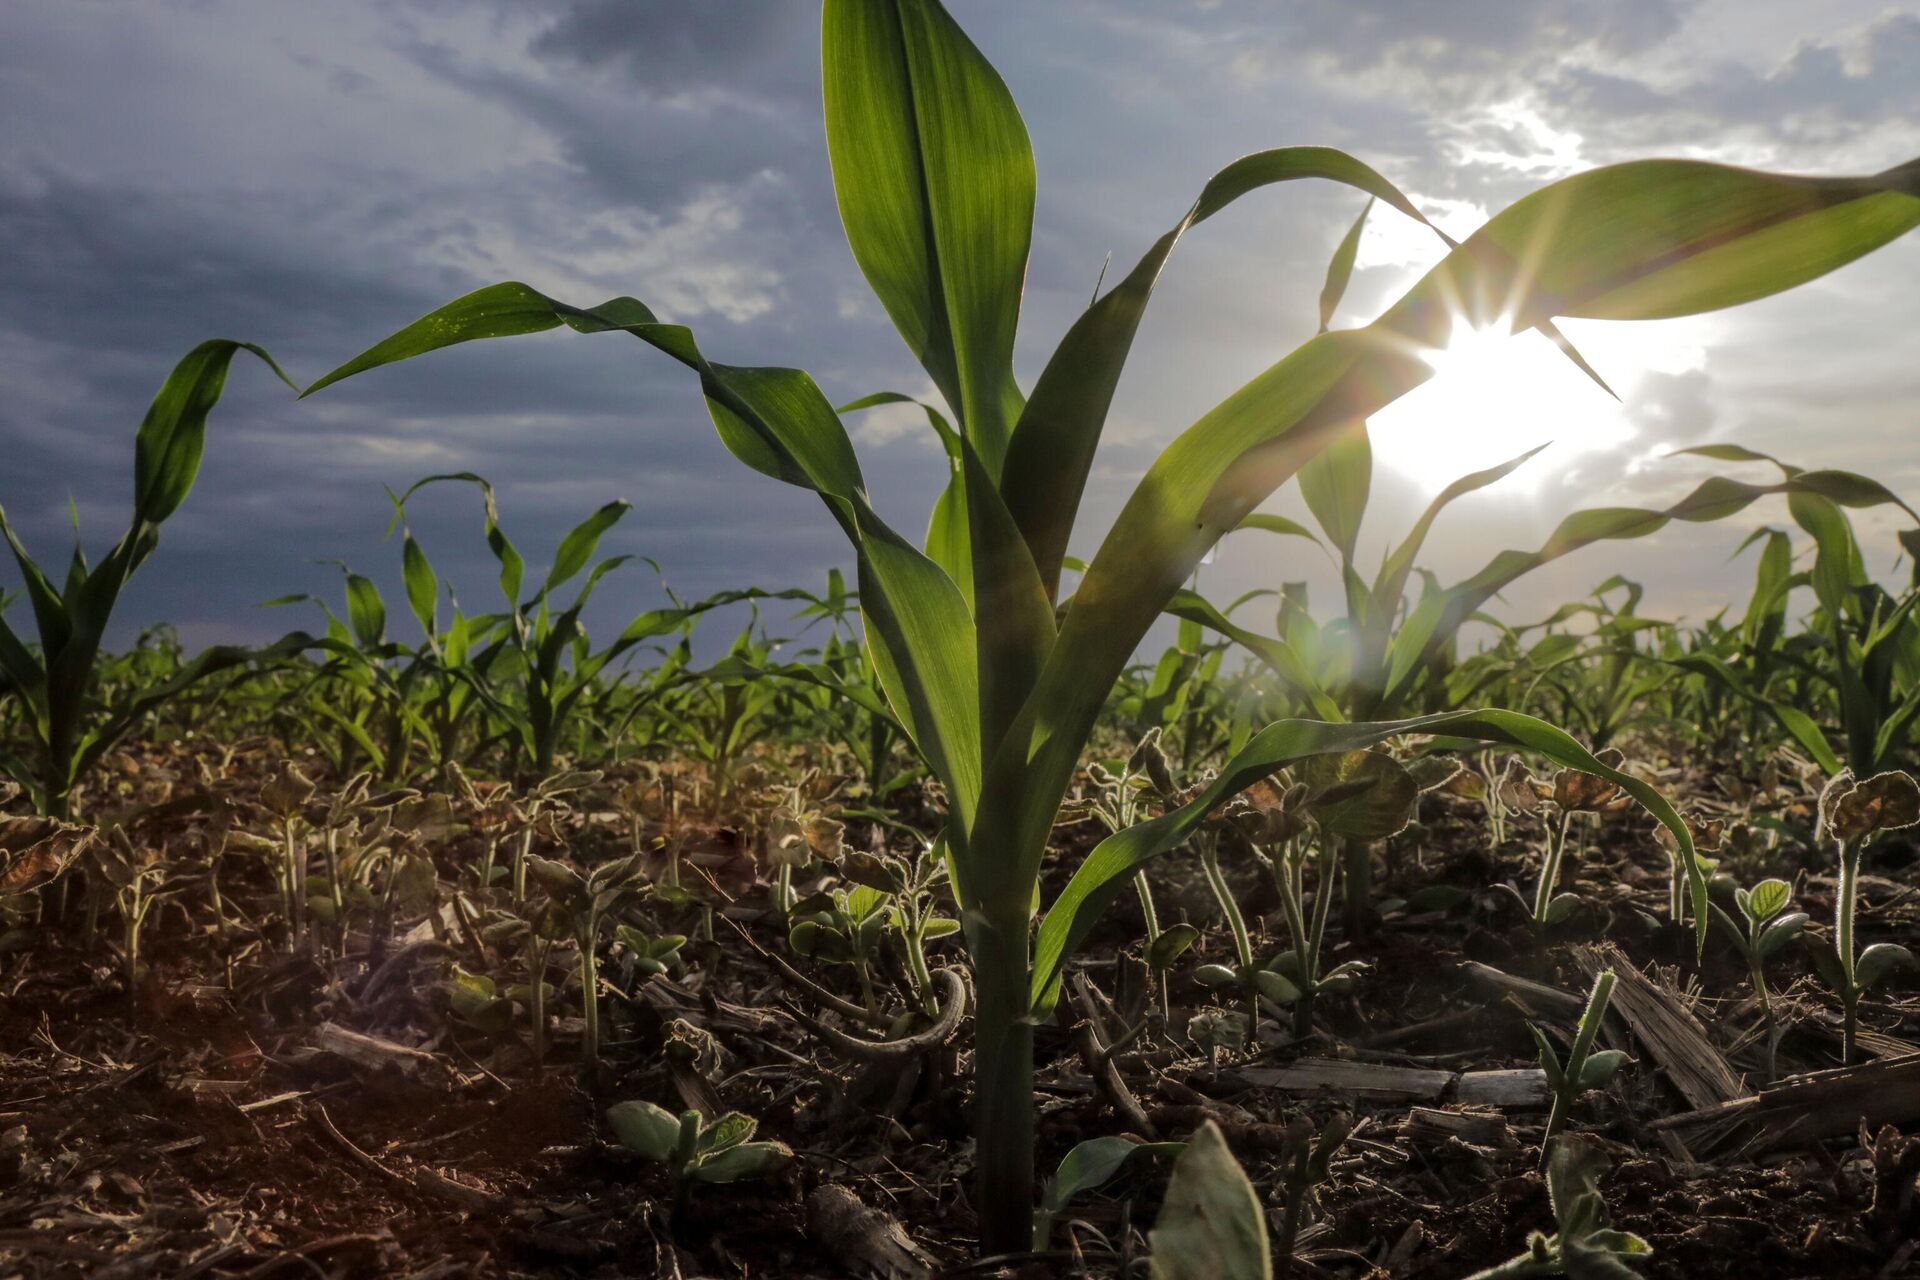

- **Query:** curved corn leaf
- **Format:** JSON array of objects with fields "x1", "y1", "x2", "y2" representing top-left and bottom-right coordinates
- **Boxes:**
[
  {"x1": 1002, "y1": 146, "x2": 1444, "y2": 603},
  {"x1": 303, "y1": 284, "x2": 985, "y2": 827}
]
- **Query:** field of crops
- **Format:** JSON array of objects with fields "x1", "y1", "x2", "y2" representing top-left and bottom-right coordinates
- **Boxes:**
[{"x1": 6, "y1": 3, "x2": 1920, "y2": 1278}]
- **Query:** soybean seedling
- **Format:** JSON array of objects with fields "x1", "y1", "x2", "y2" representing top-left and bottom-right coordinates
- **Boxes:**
[
  {"x1": 1466, "y1": 1135, "x2": 1651, "y2": 1279},
  {"x1": 526, "y1": 851, "x2": 647, "y2": 1070},
  {"x1": 1494, "y1": 751, "x2": 1628, "y2": 935},
  {"x1": 1228, "y1": 749, "x2": 1418, "y2": 1038},
  {"x1": 605, "y1": 1100, "x2": 792, "y2": 1223},
  {"x1": 1812, "y1": 769, "x2": 1920, "y2": 1062},
  {"x1": 1531, "y1": 969, "x2": 1627, "y2": 1168},
  {"x1": 1086, "y1": 730, "x2": 1194, "y2": 1031},
  {"x1": 1275, "y1": 1112, "x2": 1352, "y2": 1276},
  {"x1": 1032, "y1": 1134, "x2": 1184, "y2": 1251},
  {"x1": 1709, "y1": 877, "x2": 1805, "y2": 1081}
]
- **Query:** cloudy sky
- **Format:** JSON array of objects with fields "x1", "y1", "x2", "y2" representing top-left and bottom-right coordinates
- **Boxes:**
[{"x1": 3, "y1": 0, "x2": 1918, "y2": 659}]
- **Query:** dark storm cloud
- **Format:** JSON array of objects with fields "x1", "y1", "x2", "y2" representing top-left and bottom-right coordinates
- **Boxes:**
[{"x1": 2, "y1": 0, "x2": 1917, "y2": 656}]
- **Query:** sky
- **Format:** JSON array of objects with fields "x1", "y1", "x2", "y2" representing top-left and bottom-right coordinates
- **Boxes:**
[{"x1": 3, "y1": 0, "x2": 1919, "y2": 661}]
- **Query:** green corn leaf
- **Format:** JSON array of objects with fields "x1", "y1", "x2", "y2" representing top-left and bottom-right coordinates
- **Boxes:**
[
  {"x1": 1383, "y1": 469, "x2": 1914, "y2": 709},
  {"x1": 1001, "y1": 145, "x2": 1447, "y2": 604},
  {"x1": 1657, "y1": 652, "x2": 1841, "y2": 774},
  {"x1": 1318, "y1": 198, "x2": 1373, "y2": 333},
  {"x1": 545, "y1": 499, "x2": 631, "y2": 595},
  {"x1": 823, "y1": 0, "x2": 1032, "y2": 473},
  {"x1": 1233, "y1": 512, "x2": 1323, "y2": 547},
  {"x1": 344, "y1": 573, "x2": 386, "y2": 648},
  {"x1": 400, "y1": 532, "x2": 439, "y2": 641},
  {"x1": 993, "y1": 157, "x2": 1918, "y2": 906},
  {"x1": 304, "y1": 284, "x2": 985, "y2": 829},
  {"x1": 134, "y1": 340, "x2": 295, "y2": 526},
  {"x1": 1297, "y1": 419, "x2": 1371, "y2": 564},
  {"x1": 1031, "y1": 707, "x2": 1703, "y2": 1014}
]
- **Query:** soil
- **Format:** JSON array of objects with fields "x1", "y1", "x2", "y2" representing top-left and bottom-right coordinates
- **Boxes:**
[{"x1": 4, "y1": 738, "x2": 1918, "y2": 1278}]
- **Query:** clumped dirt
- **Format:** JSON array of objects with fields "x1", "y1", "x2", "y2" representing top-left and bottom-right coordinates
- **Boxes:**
[{"x1": 4, "y1": 738, "x2": 1919, "y2": 1278}]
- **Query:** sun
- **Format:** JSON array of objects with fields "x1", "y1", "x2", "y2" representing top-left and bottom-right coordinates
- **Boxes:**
[{"x1": 1368, "y1": 320, "x2": 1641, "y2": 497}]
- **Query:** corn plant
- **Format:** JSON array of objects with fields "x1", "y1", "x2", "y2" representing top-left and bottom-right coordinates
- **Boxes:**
[
  {"x1": 1656, "y1": 452, "x2": 1920, "y2": 778},
  {"x1": 1812, "y1": 768, "x2": 1919, "y2": 1061},
  {"x1": 390, "y1": 474, "x2": 780, "y2": 781},
  {"x1": 0, "y1": 342, "x2": 296, "y2": 817},
  {"x1": 302, "y1": 0, "x2": 1920, "y2": 1248},
  {"x1": 1708, "y1": 877, "x2": 1805, "y2": 1081},
  {"x1": 1183, "y1": 440, "x2": 1917, "y2": 930}
]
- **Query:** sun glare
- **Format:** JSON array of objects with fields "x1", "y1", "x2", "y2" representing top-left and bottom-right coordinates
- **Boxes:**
[{"x1": 1369, "y1": 320, "x2": 1647, "y2": 497}]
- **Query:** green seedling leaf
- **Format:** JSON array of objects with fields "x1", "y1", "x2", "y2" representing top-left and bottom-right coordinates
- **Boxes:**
[
  {"x1": 1146, "y1": 922, "x2": 1200, "y2": 970},
  {"x1": 1756, "y1": 912, "x2": 1807, "y2": 959},
  {"x1": 698, "y1": 1111, "x2": 757, "y2": 1156},
  {"x1": 1529, "y1": 1023, "x2": 1566, "y2": 1092},
  {"x1": 1745, "y1": 878, "x2": 1791, "y2": 923},
  {"x1": 1809, "y1": 939, "x2": 1847, "y2": 991},
  {"x1": 1149, "y1": 1120, "x2": 1270, "y2": 1280},
  {"x1": 693, "y1": 1140, "x2": 793, "y2": 1183},
  {"x1": 1855, "y1": 942, "x2": 1915, "y2": 992},
  {"x1": 1579, "y1": 1048, "x2": 1630, "y2": 1091},
  {"x1": 606, "y1": 1100, "x2": 682, "y2": 1162},
  {"x1": 1194, "y1": 963, "x2": 1239, "y2": 989},
  {"x1": 1253, "y1": 968, "x2": 1301, "y2": 1006}
]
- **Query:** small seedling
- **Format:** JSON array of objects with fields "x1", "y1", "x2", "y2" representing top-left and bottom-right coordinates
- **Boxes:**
[
  {"x1": 616, "y1": 924, "x2": 687, "y2": 978},
  {"x1": 526, "y1": 850, "x2": 647, "y2": 1069},
  {"x1": 1032, "y1": 1134, "x2": 1183, "y2": 1250},
  {"x1": 1087, "y1": 730, "x2": 1190, "y2": 1030},
  {"x1": 1531, "y1": 969, "x2": 1627, "y2": 1167},
  {"x1": 1812, "y1": 769, "x2": 1920, "y2": 1062},
  {"x1": 1494, "y1": 751, "x2": 1627, "y2": 934},
  {"x1": 1709, "y1": 877, "x2": 1805, "y2": 1080},
  {"x1": 605, "y1": 1100, "x2": 792, "y2": 1220},
  {"x1": 1274, "y1": 1113, "x2": 1351, "y2": 1275},
  {"x1": 1466, "y1": 1135, "x2": 1651, "y2": 1278}
]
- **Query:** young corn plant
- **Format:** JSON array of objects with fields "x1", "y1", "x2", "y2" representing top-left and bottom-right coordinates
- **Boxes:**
[
  {"x1": 303, "y1": 0, "x2": 1920, "y2": 1248},
  {"x1": 389, "y1": 474, "x2": 780, "y2": 782},
  {"x1": 1181, "y1": 434, "x2": 1911, "y2": 932},
  {"x1": 1812, "y1": 768, "x2": 1920, "y2": 1062},
  {"x1": 0, "y1": 342, "x2": 297, "y2": 817},
  {"x1": 1708, "y1": 877, "x2": 1805, "y2": 1082}
]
